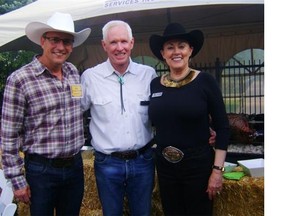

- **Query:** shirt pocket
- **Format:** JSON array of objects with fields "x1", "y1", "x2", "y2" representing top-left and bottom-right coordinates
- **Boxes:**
[
  {"x1": 92, "y1": 97, "x2": 113, "y2": 122},
  {"x1": 137, "y1": 95, "x2": 150, "y2": 125},
  {"x1": 137, "y1": 94, "x2": 150, "y2": 115}
]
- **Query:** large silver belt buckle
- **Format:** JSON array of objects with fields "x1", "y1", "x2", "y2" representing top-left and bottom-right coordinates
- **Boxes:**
[{"x1": 162, "y1": 146, "x2": 184, "y2": 163}]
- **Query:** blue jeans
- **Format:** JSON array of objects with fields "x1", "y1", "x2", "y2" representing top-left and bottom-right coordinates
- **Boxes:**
[
  {"x1": 25, "y1": 153, "x2": 84, "y2": 216},
  {"x1": 94, "y1": 148, "x2": 155, "y2": 216}
]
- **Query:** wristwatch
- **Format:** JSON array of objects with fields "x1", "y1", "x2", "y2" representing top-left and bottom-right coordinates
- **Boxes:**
[{"x1": 212, "y1": 165, "x2": 225, "y2": 172}]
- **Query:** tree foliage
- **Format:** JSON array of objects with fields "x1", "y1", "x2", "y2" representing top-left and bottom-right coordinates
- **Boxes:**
[
  {"x1": 0, "y1": 51, "x2": 35, "y2": 90},
  {"x1": 0, "y1": 0, "x2": 35, "y2": 14}
]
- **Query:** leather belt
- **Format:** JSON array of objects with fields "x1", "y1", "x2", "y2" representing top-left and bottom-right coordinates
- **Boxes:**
[
  {"x1": 25, "y1": 152, "x2": 81, "y2": 168},
  {"x1": 111, "y1": 140, "x2": 154, "y2": 160}
]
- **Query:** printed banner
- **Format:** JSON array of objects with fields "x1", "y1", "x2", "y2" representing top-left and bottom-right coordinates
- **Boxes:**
[{"x1": 104, "y1": 0, "x2": 157, "y2": 8}]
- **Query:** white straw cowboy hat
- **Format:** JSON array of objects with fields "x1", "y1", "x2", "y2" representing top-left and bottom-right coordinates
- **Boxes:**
[
  {"x1": 149, "y1": 23, "x2": 204, "y2": 61},
  {"x1": 25, "y1": 12, "x2": 91, "y2": 47}
]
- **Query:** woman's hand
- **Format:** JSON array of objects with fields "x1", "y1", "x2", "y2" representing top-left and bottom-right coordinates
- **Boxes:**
[
  {"x1": 209, "y1": 128, "x2": 216, "y2": 146},
  {"x1": 206, "y1": 169, "x2": 223, "y2": 200}
]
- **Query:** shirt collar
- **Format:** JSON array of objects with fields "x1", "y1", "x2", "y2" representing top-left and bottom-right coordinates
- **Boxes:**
[
  {"x1": 104, "y1": 58, "x2": 136, "y2": 78},
  {"x1": 33, "y1": 55, "x2": 47, "y2": 76},
  {"x1": 33, "y1": 55, "x2": 69, "y2": 78}
]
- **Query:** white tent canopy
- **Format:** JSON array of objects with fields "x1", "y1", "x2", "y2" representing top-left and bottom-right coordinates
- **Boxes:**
[{"x1": 0, "y1": 0, "x2": 264, "y2": 69}]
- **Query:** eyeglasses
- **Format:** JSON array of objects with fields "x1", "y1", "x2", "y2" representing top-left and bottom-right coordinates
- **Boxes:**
[{"x1": 43, "y1": 36, "x2": 74, "y2": 46}]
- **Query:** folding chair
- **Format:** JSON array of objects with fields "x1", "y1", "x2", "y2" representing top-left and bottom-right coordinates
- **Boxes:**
[{"x1": 0, "y1": 169, "x2": 17, "y2": 216}]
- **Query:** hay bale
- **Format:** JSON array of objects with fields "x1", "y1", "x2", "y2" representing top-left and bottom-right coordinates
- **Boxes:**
[
  {"x1": 16, "y1": 202, "x2": 30, "y2": 216},
  {"x1": 151, "y1": 175, "x2": 164, "y2": 216},
  {"x1": 2, "y1": 151, "x2": 264, "y2": 216},
  {"x1": 14, "y1": 151, "x2": 164, "y2": 216},
  {"x1": 80, "y1": 154, "x2": 102, "y2": 215},
  {"x1": 81, "y1": 150, "x2": 94, "y2": 160},
  {"x1": 213, "y1": 176, "x2": 264, "y2": 216}
]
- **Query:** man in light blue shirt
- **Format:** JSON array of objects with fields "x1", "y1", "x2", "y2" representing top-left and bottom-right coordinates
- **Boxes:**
[{"x1": 81, "y1": 20, "x2": 157, "y2": 216}]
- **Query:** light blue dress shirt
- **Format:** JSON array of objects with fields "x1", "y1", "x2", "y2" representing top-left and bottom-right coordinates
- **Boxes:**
[{"x1": 81, "y1": 58, "x2": 157, "y2": 154}]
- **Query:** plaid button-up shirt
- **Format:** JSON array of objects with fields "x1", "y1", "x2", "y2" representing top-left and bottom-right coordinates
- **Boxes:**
[{"x1": 0, "y1": 56, "x2": 85, "y2": 190}]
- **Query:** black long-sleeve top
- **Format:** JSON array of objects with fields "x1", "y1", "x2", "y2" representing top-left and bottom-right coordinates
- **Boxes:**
[{"x1": 148, "y1": 71, "x2": 230, "y2": 151}]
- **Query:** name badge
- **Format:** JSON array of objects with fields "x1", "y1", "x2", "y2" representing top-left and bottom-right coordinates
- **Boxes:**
[
  {"x1": 70, "y1": 84, "x2": 83, "y2": 98},
  {"x1": 152, "y1": 92, "x2": 163, "y2": 98}
]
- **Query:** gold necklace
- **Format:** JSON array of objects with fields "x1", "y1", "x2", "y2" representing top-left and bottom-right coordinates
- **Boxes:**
[{"x1": 162, "y1": 69, "x2": 195, "y2": 88}]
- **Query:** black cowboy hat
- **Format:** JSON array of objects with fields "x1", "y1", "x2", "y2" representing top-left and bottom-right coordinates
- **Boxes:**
[{"x1": 149, "y1": 23, "x2": 204, "y2": 61}]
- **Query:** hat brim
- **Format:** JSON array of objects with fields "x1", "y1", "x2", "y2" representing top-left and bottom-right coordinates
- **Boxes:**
[
  {"x1": 25, "y1": 22, "x2": 91, "y2": 47},
  {"x1": 149, "y1": 30, "x2": 204, "y2": 61}
]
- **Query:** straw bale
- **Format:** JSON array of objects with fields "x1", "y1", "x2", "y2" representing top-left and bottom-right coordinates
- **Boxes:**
[
  {"x1": 80, "y1": 154, "x2": 101, "y2": 215},
  {"x1": 16, "y1": 202, "x2": 30, "y2": 216},
  {"x1": 151, "y1": 175, "x2": 164, "y2": 216},
  {"x1": 213, "y1": 176, "x2": 264, "y2": 216},
  {"x1": 81, "y1": 150, "x2": 94, "y2": 160},
  {"x1": 1, "y1": 151, "x2": 264, "y2": 216},
  {"x1": 12, "y1": 151, "x2": 162, "y2": 216}
]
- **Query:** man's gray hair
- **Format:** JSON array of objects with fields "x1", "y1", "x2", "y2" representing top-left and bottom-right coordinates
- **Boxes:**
[{"x1": 102, "y1": 20, "x2": 133, "y2": 41}]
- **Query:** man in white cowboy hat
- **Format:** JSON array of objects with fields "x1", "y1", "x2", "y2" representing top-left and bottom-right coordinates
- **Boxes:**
[{"x1": 1, "y1": 12, "x2": 90, "y2": 215}]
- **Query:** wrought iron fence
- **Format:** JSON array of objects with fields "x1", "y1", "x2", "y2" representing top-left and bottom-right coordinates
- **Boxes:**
[{"x1": 155, "y1": 58, "x2": 264, "y2": 115}]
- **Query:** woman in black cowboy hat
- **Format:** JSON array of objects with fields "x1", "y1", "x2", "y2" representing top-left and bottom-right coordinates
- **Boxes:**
[{"x1": 148, "y1": 23, "x2": 230, "y2": 216}]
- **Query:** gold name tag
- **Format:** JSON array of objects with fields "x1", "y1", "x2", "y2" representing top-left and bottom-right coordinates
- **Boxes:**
[{"x1": 70, "y1": 84, "x2": 83, "y2": 98}]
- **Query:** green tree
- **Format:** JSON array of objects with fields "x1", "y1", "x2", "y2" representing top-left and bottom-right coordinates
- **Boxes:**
[
  {"x1": 0, "y1": 50, "x2": 35, "y2": 90},
  {"x1": 0, "y1": 0, "x2": 35, "y2": 14}
]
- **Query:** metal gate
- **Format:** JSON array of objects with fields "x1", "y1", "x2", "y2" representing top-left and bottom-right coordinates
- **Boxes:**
[{"x1": 155, "y1": 58, "x2": 264, "y2": 115}]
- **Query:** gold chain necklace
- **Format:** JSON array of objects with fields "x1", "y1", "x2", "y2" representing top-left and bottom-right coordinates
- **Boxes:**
[{"x1": 162, "y1": 69, "x2": 195, "y2": 88}]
